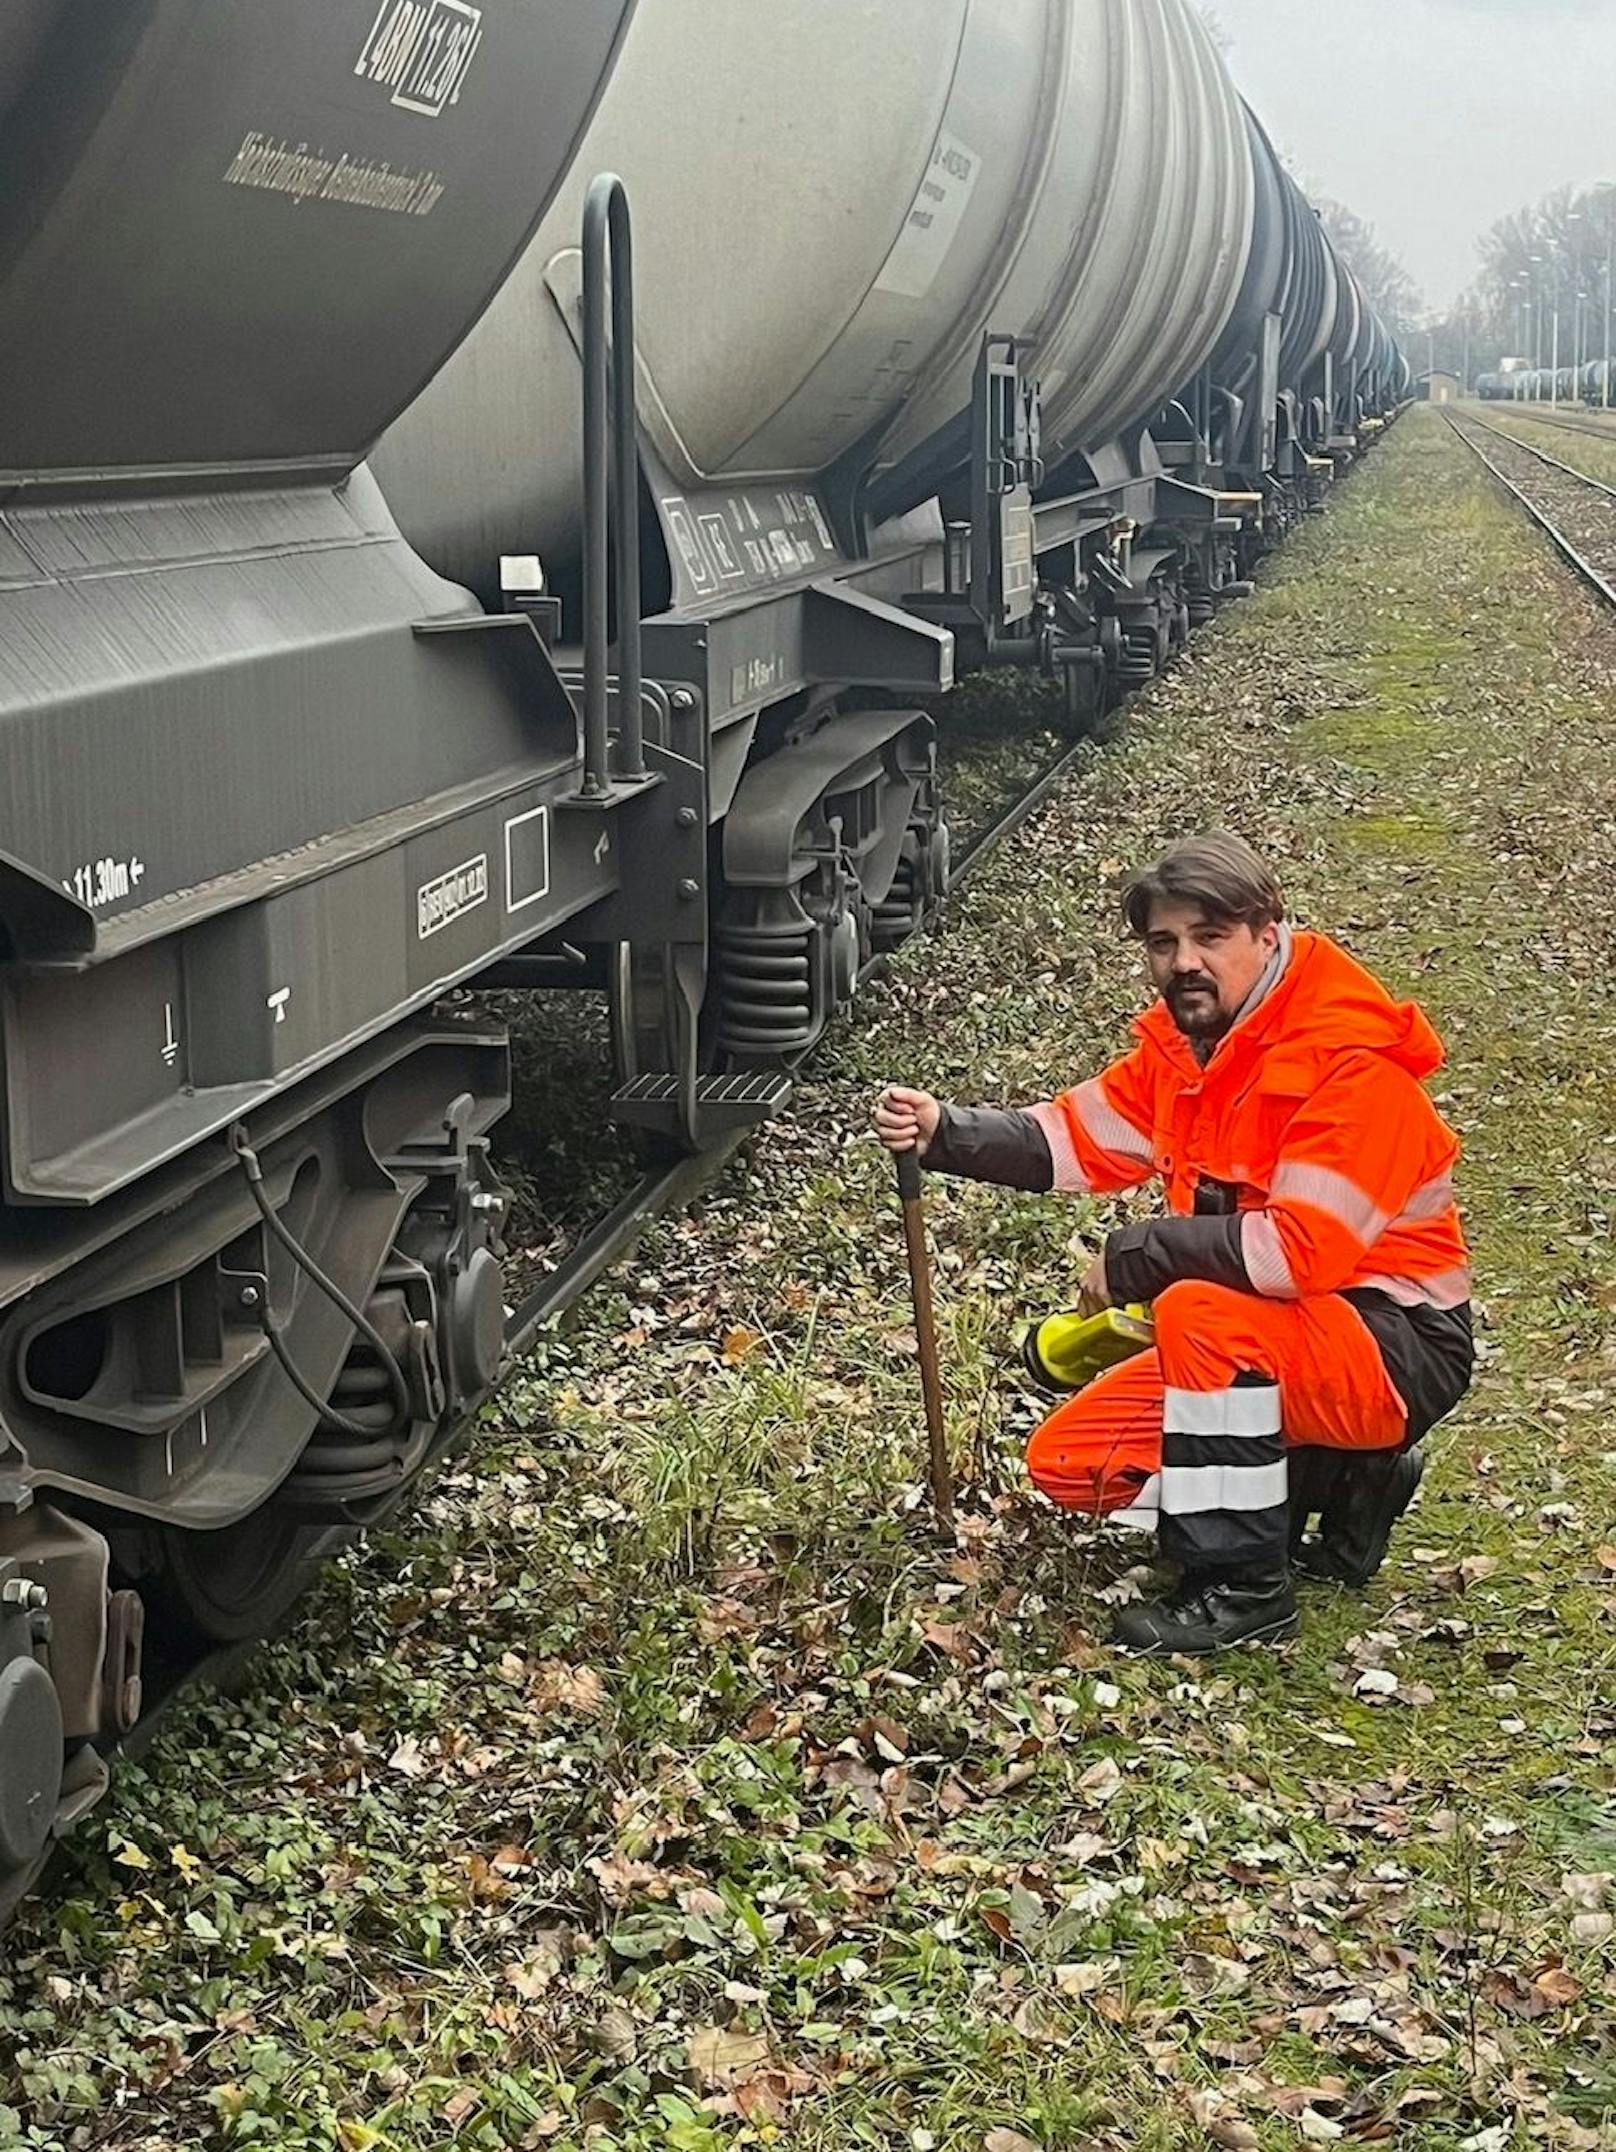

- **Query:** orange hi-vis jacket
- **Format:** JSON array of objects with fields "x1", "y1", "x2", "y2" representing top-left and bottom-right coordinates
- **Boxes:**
[{"x1": 1026, "y1": 931, "x2": 1472, "y2": 1313}]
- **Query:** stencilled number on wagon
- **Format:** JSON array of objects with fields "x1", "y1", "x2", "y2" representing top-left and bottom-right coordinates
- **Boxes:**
[
  {"x1": 875, "y1": 128, "x2": 983, "y2": 301},
  {"x1": 65, "y1": 854, "x2": 146, "y2": 909},
  {"x1": 355, "y1": 0, "x2": 485, "y2": 118}
]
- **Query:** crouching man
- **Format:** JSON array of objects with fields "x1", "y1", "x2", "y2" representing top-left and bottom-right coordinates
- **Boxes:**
[{"x1": 874, "y1": 834, "x2": 1474, "y2": 1654}]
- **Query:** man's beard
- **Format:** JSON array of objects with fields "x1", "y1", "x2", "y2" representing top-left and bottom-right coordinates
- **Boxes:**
[{"x1": 1166, "y1": 977, "x2": 1229, "y2": 1040}]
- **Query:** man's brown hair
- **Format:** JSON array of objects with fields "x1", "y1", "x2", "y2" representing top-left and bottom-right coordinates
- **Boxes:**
[{"x1": 1122, "y1": 833, "x2": 1286, "y2": 938}]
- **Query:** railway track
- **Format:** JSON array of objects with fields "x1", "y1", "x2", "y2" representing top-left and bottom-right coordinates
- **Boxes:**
[{"x1": 1446, "y1": 410, "x2": 1616, "y2": 608}]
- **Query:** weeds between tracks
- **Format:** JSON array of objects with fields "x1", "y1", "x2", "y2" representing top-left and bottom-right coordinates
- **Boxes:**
[{"x1": 4, "y1": 410, "x2": 1614, "y2": 2150}]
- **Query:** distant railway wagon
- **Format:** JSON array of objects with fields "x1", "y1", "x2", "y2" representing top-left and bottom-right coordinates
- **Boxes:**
[
  {"x1": 1480, "y1": 361, "x2": 1616, "y2": 405},
  {"x1": 0, "y1": 0, "x2": 1403, "y2": 1900}
]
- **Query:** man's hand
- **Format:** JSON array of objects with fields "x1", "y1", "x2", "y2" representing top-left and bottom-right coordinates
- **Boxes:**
[
  {"x1": 1077, "y1": 1248, "x2": 1113, "y2": 1318},
  {"x1": 873, "y1": 1086, "x2": 942, "y2": 1155}
]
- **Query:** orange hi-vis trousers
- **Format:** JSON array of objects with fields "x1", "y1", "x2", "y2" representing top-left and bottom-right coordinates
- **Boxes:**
[{"x1": 1026, "y1": 1281, "x2": 1408, "y2": 1572}]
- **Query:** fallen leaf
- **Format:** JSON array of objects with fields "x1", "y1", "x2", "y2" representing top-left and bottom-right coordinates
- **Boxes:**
[
  {"x1": 721, "y1": 1325, "x2": 763, "y2": 1365},
  {"x1": 538, "y1": 1663, "x2": 607, "y2": 1716},
  {"x1": 1561, "y1": 1871, "x2": 1612, "y2": 1910},
  {"x1": 984, "y1": 2132, "x2": 1042, "y2": 2152},
  {"x1": 1354, "y1": 1668, "x2": 1400, "y2": 1698},
  {"x1": 388, "y1": 1735, "x2": 428, "y2": 1777},
  {"x1": 1390, "y1": 2089, "x2": 1446, "y2": 2119},
  {"x1": 689, "y1": 2025, "x2": 770, "y2": 2087},
  {"x1": 592, "y1": 2005, "x2": 637, "y2": 2061},
  {"x1": 504, "y1": 1959, "x2": 555, "y2": 2001},
  {"x1": 1077, "y1": 1755, "x2": 1124, "y2": 1803},
  {"x1": 113, "y1": 1842, "x2": 152, "y2": 1871},
  {"x1": 1531, "y1": 1964, "x2": 1582, "y2": 2006},
  {"x1": 856, "y1": 1712, "x2": 910, "y2": 1763},
  {"x1": 1187, "y1": 2097, "x2": 1258, "y2": 2150},
  {"x1": 733, "y1": 2081, "x2": 782, "y2": 2126}
]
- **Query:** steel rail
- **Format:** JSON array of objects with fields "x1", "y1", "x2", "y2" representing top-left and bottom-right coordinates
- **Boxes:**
[
  {"x1": 1445, "y1": 413, "x2": 1616, "y2": 612},
  {"x1": 953, "y1": 732, "x2": 1097, "y2": 883}
]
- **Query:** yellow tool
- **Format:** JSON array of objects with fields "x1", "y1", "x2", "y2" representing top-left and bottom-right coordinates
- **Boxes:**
[{"x1": 1022, "y1": 1303, "x2": 1155, "y2": 1393}]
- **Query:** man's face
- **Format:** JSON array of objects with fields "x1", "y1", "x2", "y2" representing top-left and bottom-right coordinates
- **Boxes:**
[{"x1": 1142, "y1": 899, "x2": 1279, "y2": 1045}]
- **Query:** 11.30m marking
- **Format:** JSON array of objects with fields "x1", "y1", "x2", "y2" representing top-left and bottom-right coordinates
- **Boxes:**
[{"x1": 66, "y1": 855, "x2": 146, "y2": 909}]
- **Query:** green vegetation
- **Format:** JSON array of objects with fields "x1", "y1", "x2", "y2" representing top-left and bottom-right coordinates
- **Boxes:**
[{"x1": 2, "y1": 411, "x2": 1612, "y2": 2149}]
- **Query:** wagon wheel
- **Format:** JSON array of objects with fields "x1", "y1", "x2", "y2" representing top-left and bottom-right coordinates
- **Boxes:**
[
  {"x1": 138, "y1": 1511, "x2": 330, "y2": 1649},
  {"x1": 607, "y1": 943, "x2": 719, "y2": 1159}
]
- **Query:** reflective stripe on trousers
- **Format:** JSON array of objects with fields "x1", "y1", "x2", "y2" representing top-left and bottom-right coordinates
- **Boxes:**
[
  {"x1": 1024, "y1": 1280, "x2": 1409, "y2": 1567},
  {"x1": 1160, "y1": 1371, "x2": 1287, "y2": 1573}
]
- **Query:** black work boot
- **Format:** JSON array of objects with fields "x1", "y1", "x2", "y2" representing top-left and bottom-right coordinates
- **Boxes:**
[
  {"x1": 1287, "y1": 1447, "x2": 1349, "y2": 1555},
  {"x1": 1111, "y1": 1571, "x2": 1299, "y2": 1655},
  {"x1": 1294, "y1": 1447, "x2": 1425, "y2": 1588}
]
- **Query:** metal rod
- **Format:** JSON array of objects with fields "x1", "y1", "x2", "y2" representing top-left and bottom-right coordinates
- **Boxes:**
[
  {"x1": 895, "y1": 1148, "x2": 955, "y2": 1533},
  {"x1": 601, "y1": 176, "x2": 645, "y2": 780},
  {"x1": 580, "y1": 180, "x2": 612, "y2": 799},
  {"x1": 581, "y1": 175, "x2": 644, "y2": 789},
  {"x1": 1600, "y1": 187, "x2": 1609, "y2": 408}
]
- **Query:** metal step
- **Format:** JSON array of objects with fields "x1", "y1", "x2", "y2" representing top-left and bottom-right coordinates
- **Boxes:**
[{"x1": 609, "y1": 1070, "x2": 793, "y2": 1137}]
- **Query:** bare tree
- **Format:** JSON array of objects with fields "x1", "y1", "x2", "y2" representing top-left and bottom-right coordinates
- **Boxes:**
[
  {"x1": 1316, "y1": 198, "x2": 1422, "y2": 339},
  {"x1": 1474, "y1": 183, "x2": 1616, "y2": 373}
]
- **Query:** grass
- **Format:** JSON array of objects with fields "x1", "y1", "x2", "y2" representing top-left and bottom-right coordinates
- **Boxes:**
[{"x1": 2, "y1": 411, "x2": 1614, "y2": 2149}]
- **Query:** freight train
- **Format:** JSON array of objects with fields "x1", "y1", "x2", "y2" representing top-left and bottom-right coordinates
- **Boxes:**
[
  {"x1": 1478, "y1": 361, "x2": 1616, "y2": 404},
  {"x1": 0, "y1": 0, "x2": 1404, "y2": 1895}
]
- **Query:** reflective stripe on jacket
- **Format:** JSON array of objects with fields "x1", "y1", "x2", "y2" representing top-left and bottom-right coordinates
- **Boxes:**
[{"x1": 1025, "y1": 931, "x2": 1472, "y2": 1309}]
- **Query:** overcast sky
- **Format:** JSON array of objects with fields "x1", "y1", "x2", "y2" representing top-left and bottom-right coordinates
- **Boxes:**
[{"x1": 1214, "y1": 0, "x2": 1616, "y2": 313}]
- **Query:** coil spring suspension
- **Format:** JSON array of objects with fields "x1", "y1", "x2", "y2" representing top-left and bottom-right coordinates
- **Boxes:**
[
  {"x1": 871, "y1": 854, "x2": 920, "y2": 952},
  {"x1": 1115, "y1": 621, "x2": 1159, "y2": 686},
  {"x1": 291, "y1": 1348, "x2": 404, "y2": 1489},
  {"x1": 715, "y1": 921, "x2": 815, "y2": 1058},
  {"x1": 1186, "y1": 580, "x2": 1217, "y2": 630}
]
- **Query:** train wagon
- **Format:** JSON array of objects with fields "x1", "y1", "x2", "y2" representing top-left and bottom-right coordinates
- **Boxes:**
[{"x1": 0, "y1": 0, "x2": 1402, "y2": 1901}]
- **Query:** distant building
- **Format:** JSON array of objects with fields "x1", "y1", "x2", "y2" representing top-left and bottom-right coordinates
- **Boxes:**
[{"x1": 1416, "y1": 370, "x2": 1462, "y2": 405}]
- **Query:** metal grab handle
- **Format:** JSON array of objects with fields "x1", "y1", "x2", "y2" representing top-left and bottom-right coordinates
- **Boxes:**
[{"x1": 581, "y1": 173, "x2": 644, "y2": 793}]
